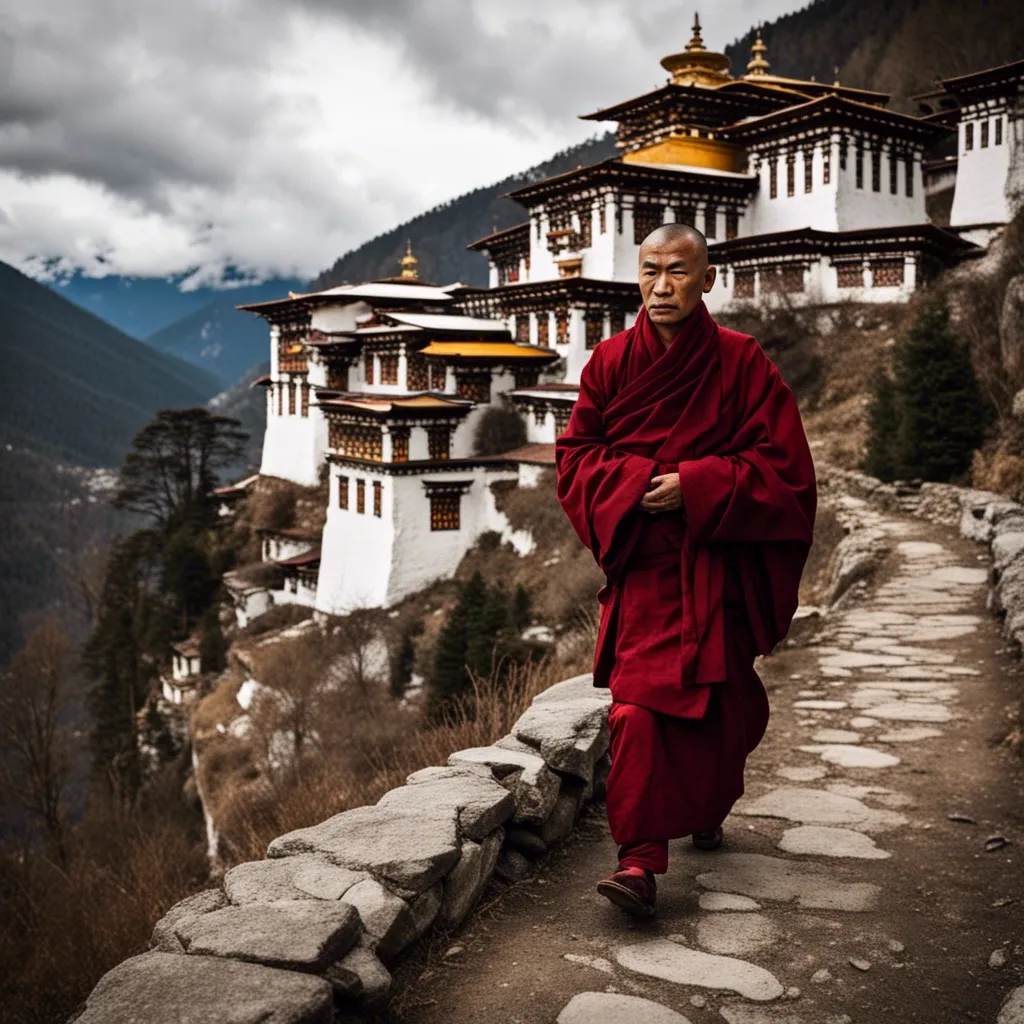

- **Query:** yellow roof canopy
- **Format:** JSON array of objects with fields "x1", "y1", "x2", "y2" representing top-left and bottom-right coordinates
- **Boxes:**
[{"x1": 419, "y1": 341, "x2": 557, "y2": 360}]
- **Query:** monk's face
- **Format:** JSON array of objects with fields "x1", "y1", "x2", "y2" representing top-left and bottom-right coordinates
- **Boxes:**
[{"x1": 638, "y1": 236, "x2": 717, "y2": 328}]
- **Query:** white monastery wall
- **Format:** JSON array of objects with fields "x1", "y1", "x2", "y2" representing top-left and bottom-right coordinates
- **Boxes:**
[
  {"x1": 834, "y1": 144, "x2": 925, "y2": 231},
  {"x1": 310, "y1": 302, "x2": 369, "y2": 334},
  {"x1": 951, "y1": 108, "x2": 1013, "y2": 227},
  {"x1": 259, "y1": 395, "x2": 327, "y2": 487},
  {"x1": 272, "y1": 576, "x2": 318, "y2": 610},
  {"x1": 748, "y1": 144, "x2": 840, "y2": 234},
  {"x1": 262, "y1": 535, "x2": 314, "y2": 562}
]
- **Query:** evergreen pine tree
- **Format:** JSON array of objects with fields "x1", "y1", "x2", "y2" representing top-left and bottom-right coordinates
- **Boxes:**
[
  {"x1": 891, "y1": 301, "x2": 989, "y2": 482},
  {"x1": 389, "y1": 628, "x2": 417, "y2": 700},
  {"x1": 511, "y1": 584, "x2": 532, "y2": 633},
  {"x1": 862, "y1": 371, "x2": 900, "y2": 481},
  {"x1": 198, "y1": 606, "x2": 227, "y2": 674},
  {"x1": 428, "y1": 572, "x2": 488, "y2": 718},
  {"x1": 465, "y1": 581, "x2": 509, "y2": 682}
]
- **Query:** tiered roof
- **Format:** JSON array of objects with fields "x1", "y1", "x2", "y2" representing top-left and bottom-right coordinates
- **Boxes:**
[{"x1": 316, "y1": 392, "x2": 473, "y2": 419}]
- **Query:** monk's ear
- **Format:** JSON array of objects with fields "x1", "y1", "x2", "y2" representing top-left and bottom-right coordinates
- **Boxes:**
[{"x1": 703, "y1": 265, "x2": 717, "y2": 293}]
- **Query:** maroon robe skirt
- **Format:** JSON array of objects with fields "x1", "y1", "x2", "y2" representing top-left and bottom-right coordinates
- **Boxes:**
[{"x1": 605, "y1": 514, "x2": 770, "y2": 844}]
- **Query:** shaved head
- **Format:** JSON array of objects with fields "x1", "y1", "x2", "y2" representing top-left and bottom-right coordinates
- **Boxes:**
[
  {"x1": 637, "y1": 222, "x2": 716, "y2": 345},
  {"x1": 640, "y1": 223, "x2": 709, "y2": 268}
]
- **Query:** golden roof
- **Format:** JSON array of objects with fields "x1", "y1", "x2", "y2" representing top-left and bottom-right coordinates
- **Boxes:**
[
  {"x1": 399, "y1": 240, "x2": 419, "y2": 280},
  {"x1": 659, "y1": 13, "x2": 732, "y2": 88},
  {"x1": 418, "y1": 341, "x2": 558, "y2": 360}
]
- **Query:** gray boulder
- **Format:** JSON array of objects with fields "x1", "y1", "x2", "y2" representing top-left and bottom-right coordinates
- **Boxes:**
[
  {"x1": 267, "y1": 805, "x2": 460, "y2": 898},
  {"x1": 407, "y1": 881, "x2": 443, "y2": 941},
  {"x1": 175, "y1": 899, "x2": 361, "y2": 972},
  {"x1": 825, "y1": 527, "x2": 889, "y2": 605},
  {"x1": 531, "y1": 673, "x2": 608, "y2": 706},
  {"x1": 993, "y1": 531, "x2": 1024, "y2": 572},
  {"x1": 536, "y1": 791, "x2": 580, "y2": 846},
  {"x1": 72, "y1": 951, "x2": 332, "y2": 1024},
  {"x1": 995, "y1": 556, "x2": 1024, "y2": 615},
  {"x1": 448, "y1": 742, "x2": 561, "y2": 823},
  {"x1": 224, "y1": 856, "x2": 366, "y2": 906},
  {"x1": 341, "y1": 878, "x2": 416, "y2": 963},
  {"x1": 323, "y1": 937, "x2": 392, "y2": 1005},
  {"x1": 504, "y1": 826, "x2": 548, "y2": 857},
  {"x1": 380, "y1": 762, "x2": 514, "y2": 839},
  {"x1": 511, "y1": 695, "x2": 610, "y2": 781},
  {"x1": 494, "y1": 849, "x2": 532, "y2": 883},
  {"x1": 151, "y1": 889, "x2": 228, "y2": 953},
  {"x1": 438, "y1": 829, "x2": 503, "y2": 930}
]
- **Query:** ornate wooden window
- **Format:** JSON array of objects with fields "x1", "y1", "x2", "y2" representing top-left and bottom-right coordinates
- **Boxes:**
[
  {"x1": 555, "y1": 309, "x2": 569, "y2": 345},
  {"x1": 514, "y1": 369, "x2": 539, "y2": 389},
  {"x1": 781, "y1": 265, "x2": 805, "y2": 293},
  {"x1": 427, "y1": 424, "x2": 451, "y2": 460},
  {"x1": 379, "y1": 354, "x2": 399, "y2": 385},
  {"x1": 356, "y1": 479, "x2": 365, "y2": 514},
  {"x1": 981, "y1": 120, "x2": 990, "y2": 148},
  {"x1": 785, "y1": 153, "x2": 795, "y2": 196},
  {"x1": 329, "y1": 421, "x2": 383, "y2": 461},
  {"x1": 576, "y1": 204, "x2": 592, "y2": 248},
  {"x1": 585, "y1": 311, "x2": 604, "y2": 350},
  {"x1": 537, "y1": 315, "x2": 549, "y2": 347},
  {"x1": 734, "y1": 269, "x2": 755, "y2": 298},
  {"x1": 906, "y1": 159, "x2": 914, "y2": 197},
  {"x1": 428, "y1": 362, "x2": 446, "y2": 391},
  {"x1": 996, "y1": 117, "x2": 1003, "y2": 145},
  {"x1": 768, "y1": 158, "x2": 778, "y2": 198},
  {"x1": 456, "y1": 372, "x2": 490, "y2": 404},
  {"x1": 871, "y1": 149, "x2": 881, "y2": 192},
  {"x1": 598, "y1": 200, "x2": 607, "y2": 234},
  {"x1": 277, "y1": 329, "x2": 307, "y2": 374},
  {"x1": 633, "y1": 203, "x2": 663, "y2": 244},
  {"x1": 676, "y1": 204, "x2": 696, "y2": 227},
  {"x1": 725, "y1": 211, "x2": 739, "y2": 240},
  {"x1": 704, "y1": 204, "x2": 717, "y2": 239},
  {"x1": 338, "y1": 475, "x2": 349, "y2": 509},
  {"x1": 407, "y1": 353, "x2": 430, "y2": 391},
  {"x1": 516, "y1": 316, "x2": 530, "y2": 343},
  {"x1": 429, "y1": 494, "x2": 460, "y2": 531},
  {"x1": 373, "y1": 481, "x2": 382, "y2": 517},
  {"x1": 871, "y1": 259, "x2": 904, "y2": 287},
  {"x1": 287, "y1": 383, "x2": 296, "y2": 415},
  {"x1": 855, "y1": 142, "x2": 864, "y2": 188},
  {"x1": 553, "y1": 406, "x2": 572, "y2": 436},
  {"x1": 609, "y1": 310, "x2": 626, "y2": 335},
  {"x1": 823, "y1": 144, "x2": 831, "y2": 184},
  {"x1": 364, "y1": 353, "x2": 375, "y2": 385},
  {"x1": 390, "y1": 427, "x2": 410, "y2": 462},
  {"x1": 803, "y1": 150, "x2": 813, "y2": 193},
  {"x1": 327, "y1": 359, "x2": 350, "y2": 391},
  {"x1": 300, "y1": 383, "x2": 309, "y2": 417},
  {"x1": 836, "y1": 262, "x2": 864, "y2": 288}
]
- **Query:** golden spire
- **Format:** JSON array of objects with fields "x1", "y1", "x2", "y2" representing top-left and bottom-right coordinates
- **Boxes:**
[
  {"x1": 746, "y1": 27, "x2": 771, "y2": 77},
  {"x1": 660, "y1": 12, "x2": 731, "y2": 88},
  {"x1": 399, "y1": 239, "x2": 419, "y2": 280}
]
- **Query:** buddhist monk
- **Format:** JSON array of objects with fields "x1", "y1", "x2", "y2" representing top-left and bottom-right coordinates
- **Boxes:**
[{"x1": 555, "y1": 223, "x2": 816, "y2": 917}]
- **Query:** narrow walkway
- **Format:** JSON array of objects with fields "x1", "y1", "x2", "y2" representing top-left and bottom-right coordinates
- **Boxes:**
[{"x1": 398, "y1": 504, "x2": 1024, "y2": 1024}]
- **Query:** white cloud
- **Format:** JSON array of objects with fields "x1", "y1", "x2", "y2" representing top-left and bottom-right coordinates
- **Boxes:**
[{"x1": 0, "y1": 0, "x2": 805, "y2": 284}]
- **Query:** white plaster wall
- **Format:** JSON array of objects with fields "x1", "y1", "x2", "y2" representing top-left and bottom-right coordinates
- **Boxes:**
[
  {"x1": 235, "y1": 589, "x2": 272, "y2": 629},
  {"x1": 311, "y1": 302, "x2": 370, "y2": 333},
  {"x1": 517, "y1": 463, "x2": 545, "y2": 488},
  {"x1": 316, "y1": 465, "x2": 396, "y2": 613},
  {"x1": 747, "y1": 142, "x2": 841, "y2": 235},
  {"x1": 951, "y1": 109, "x2": 1012, "y2": 227},
  {"x1": 523, "y1": 408, "x2": 557, "y2": 445},
  {"x1": 260, "y1": 391, "x2": 326, "y2": 486},
  {"x1": 272, "y1": 578, "x2": 318, "y2": 609},
  {"x1": 262, "y1": 535, "x2": 315, "y2": 562},
  {"x1": 528, "y1": 210, "x2": 559, "y2": 283},
  {"x1": 834, "y1": 142, "x2": 925, "y2": 231}
]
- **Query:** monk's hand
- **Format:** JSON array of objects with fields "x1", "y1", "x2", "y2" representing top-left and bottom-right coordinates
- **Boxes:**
[{"x1": 641, "y1": 473, "x2": 683, "y2": 513}]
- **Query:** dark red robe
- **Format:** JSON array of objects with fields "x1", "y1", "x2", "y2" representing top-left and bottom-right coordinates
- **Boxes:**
[{"x1": 555, "y1": 300, "x2": 816, "y2": 852}]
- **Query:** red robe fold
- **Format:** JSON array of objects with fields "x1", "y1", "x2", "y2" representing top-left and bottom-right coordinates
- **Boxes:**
[{"x1": 555, "y1": 300, "x2": 816, "y2": 844}]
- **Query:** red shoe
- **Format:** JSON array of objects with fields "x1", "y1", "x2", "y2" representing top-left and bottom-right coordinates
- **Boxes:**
[
  {"x1": 692, "y1": 826, "x2": 724, "y2": 851},
  {"x1": 596, "y1": 868, "x2": 656, "y2": 917}
]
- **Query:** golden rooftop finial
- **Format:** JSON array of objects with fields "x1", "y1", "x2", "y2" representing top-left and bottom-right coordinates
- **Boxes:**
[
  {"x1": 746, "y1": 27, "x2": 770, "y2": 77},
  {"x1": 399, "y1": 239, "x2": 419, "y2": 280},
  {"x1": 660, "y1": 11, "x2": 731, "y2": 88},
  {"x1": 833, "y1": 64, "x2": 841, "y2": 86}
]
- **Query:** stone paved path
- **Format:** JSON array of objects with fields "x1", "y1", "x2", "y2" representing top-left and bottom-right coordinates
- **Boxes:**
[{"x1": 397, "y1": 504, "x2": 1024, "y2": 1024}]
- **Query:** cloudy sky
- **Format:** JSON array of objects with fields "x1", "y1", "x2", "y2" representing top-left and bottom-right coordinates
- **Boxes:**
[{"x1": 0, "y1": 0, "x2": 804, "y2": 287}]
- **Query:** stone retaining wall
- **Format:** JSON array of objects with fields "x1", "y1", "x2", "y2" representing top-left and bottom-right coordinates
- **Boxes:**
[{"x1": 68, "y1": 675, "x2": 612, "y2": 1024}]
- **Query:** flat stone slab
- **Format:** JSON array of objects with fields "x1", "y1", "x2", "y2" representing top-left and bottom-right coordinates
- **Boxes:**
[
  {"x1": 811, "y1": 730, "x2": 862, "y2": 744},
  {"x1": 864, "y1": 702, "x2": 953, "y2": 723},
  {"x1": 176, "y1": 899, "x2": 361, "y2": 971},
  {"x1": 778, "y1": 825, "x2": 891, "y2": 860},
  {"x1": 380, "y1": 763, "x2": 514, "y2": 839},
  {"x1": 776, "y1": 766, "x2": 827, "y2": 781},
  {"x1": 151, "y1": 889, "x2": 228, "y2": 952},
  {"x1": 877, "y1": 726, "x2": 944, "y2": 743},
  {"x1": 736, "y1": 787, "x2": 907, "y2": 832},
  {"x1": 268, "y1": 805, "x2": 460, "y2": 897},
  {"x1": 73, "y1": 950, "x2": 333, "y2": 1024},
  {"x1": 616, "y1": 938, "x2": 784, "y2": 1001},
  {"x1": 792, "y1": 699, "x2": 848, "y2": 710},
  {"x1": 557, "y1": 991, "x2": 692, "y2": 1023},
  {"x1": 224, "y1": 856, "x2": 366, "y2": 905},
  {"x1": 698, "y1": 892, "x2": 761, "y2": 912},
  {"x1": 719, "y1": 1006, "x2": 806, "y2": 1024},
  {"x1": 511, "y1": 694, "x2": 610, "y2": 779},
  {"x1": 797, "y1": 744, "x2": 900, "y2": 769},
  {"x1": 447, "y1": 744, "x2": 560, "y2": 823},
  {"x1": 998, "y1": 986, "x2": 1024, "y2": 1024},
  {"x1": 693, "y1": 913, "x2": 779, "y2": 956},
  {"x1": 696, "y1": 853, "x2": 880, "y2": 912}
]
